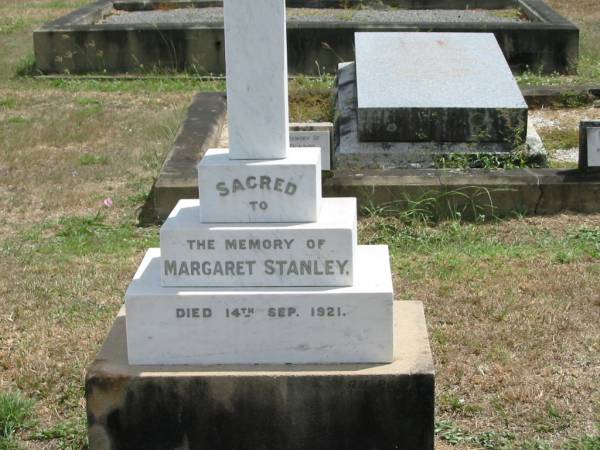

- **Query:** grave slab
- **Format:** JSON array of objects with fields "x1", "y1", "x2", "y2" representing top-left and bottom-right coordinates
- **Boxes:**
[
  {"x1": 126, "y1": 246, "x2": 393, "y2": 365},
  {"x1": 335, "y1": 62, "x2": 545, "y2": 170},
  {"x1": 87, "y1": 300, "x2": 434, "y2": 450},
  {"x1": 160, "y1": 197, "x2": 356, "y2": 287},
  {"x1": 198, "y1": 147, "x2": 321, "y2": 223},
  {"x1": 355, "y1": 32, "x2": 528, "y2": 144}
]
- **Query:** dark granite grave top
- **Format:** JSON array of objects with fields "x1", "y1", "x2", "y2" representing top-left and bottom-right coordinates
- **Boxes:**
[{"x1": 100, "y1": 7, "x2": 528, "y2": 25}]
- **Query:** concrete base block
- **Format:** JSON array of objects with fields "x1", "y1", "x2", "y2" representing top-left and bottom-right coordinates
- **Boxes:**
[{"x1": 86, "y1": 301, "x2": 434, "y2": 450}]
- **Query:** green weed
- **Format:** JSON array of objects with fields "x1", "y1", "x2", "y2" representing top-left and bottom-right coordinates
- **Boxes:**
[
  {"x1": 289, "y1": 74, "x2": 335, "y2": 90},
  {"x1": 126, "y1": 191, "x2": 150, "y2": 206},
  {"x1": 562, "y1": 435, "x2": 600, "y2": 450},
  {"x1": 14, "y1": 54, "x2": 38, "y2": 77},
  {"x1": 548, "y1": 227, "x2": 600, "y2": 264},
  {"x1": 78, "y1": 153, "x2": 109, "y2": 166},
  {"x1": 75, "y1": 98, "x2": 103, "y2": 117},
  {"x1": 435, "y1": 420, "x2": 472, "y2": 445},
  {"x1": 6, "y1": 116, "x2": 31, "y2": 124},
  {"x1": 75, "y1": 97, "x2": 103, "y2": 116},
  {"x1": 0, "y1": 17, "x2": 30, "y2": 35},
  {"x1": 567, "y1": 226, "x2": 600, "y2": 258},
  {"x1": 533, "y1": 403, "x2": 572, "y2": 433},
  {"x1": 516, "y1": 69, "x2": 565, "y2": 87},
  {"x1": 19, "y1": 74, "x2": 336, "y2": 96},
  {"x1": 0, "y1": 99, "x2": 17, "y2": 109},
  {"x1": 75, "y1": 97, "x2": 100, "y2": 106},
  {"x1": 435, "y1": 420, "x2": 515, "y2": 448},
  {"x1": 0, "y1": 390, "x2": 36, "y2": 443},
  {"x1": 556, "y1": 91, "x2": 593, "y2": 107},
  {"x1": 435, "y1": 152, "x2": 529, "y2": 169},
  {"x1": 438, "y1": 394, "x2": 482, "y2": 416},
  {"x1": 50, "y1": 214, "x2": 156, "y2": 256},
  {"x1": 31, "y1": 415, "x2": 87, "y2": 450},
  {"x1": 541, "y1": 128, "x2": 579, "y2": 151},
  {"x1": 519, "y1": 440, "x2": 553, "y2": 450},
  {"x1": 554, "y1": 249, "x2": 576, "y2": 264},
  {"x1": 361, "y1": 187, "x2": 499, "y2": 224},
  {"x1": 6, "y1": 213, "x2": 158, "y2": 259}
]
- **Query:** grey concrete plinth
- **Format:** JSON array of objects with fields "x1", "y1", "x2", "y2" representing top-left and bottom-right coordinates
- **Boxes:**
[
  {"x1": 355, "y1": 33, "x2": 528, "y2": 144},
  {"x1": 86, "y1": 301, "x2": 434, "y2": 450}
]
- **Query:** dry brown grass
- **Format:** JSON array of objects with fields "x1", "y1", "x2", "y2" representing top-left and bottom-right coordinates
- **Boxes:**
[
  {"x1": 1, "y1": 5, "x2": 194, "y2": 446},
  {"x1": 0, "y1": 1, "x2": 599, "y2": 449},
  {"x1": 360, "y1": 214, "x2": 600, "y2": 448},
  {"x1": 0, "y1": 86, "x2": 191, "y2": 447},
  {"x1": 0, "y1": 89, "x2": 192, "y2": 236},
  {"x1": 545, "y1": 0, "x2": 600, "y2": 24}
]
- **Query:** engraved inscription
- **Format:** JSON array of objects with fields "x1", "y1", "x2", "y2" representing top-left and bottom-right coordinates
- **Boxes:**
[
  {"x1": 162, "y1": 236, "x2": 352, "y2": 283},
  {"x1": 174, "y1": 305, "x2": 348, "y2": 320},
  {"x1": 176, "y1": 308, "x2": 212, "y2": 318},
  {"x1": 216, "y1": 176, "x2": 297, "y2": 196},
  {"x1": 164, "y1": 259, "x2": 349, "y2": 277}
]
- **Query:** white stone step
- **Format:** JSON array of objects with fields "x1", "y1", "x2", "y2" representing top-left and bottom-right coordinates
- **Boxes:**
[
  {"x1": 125, "y1": 245, "x2": 394, "y2": 365},
  {"x1": 160, "y1": 197, "x2": 356, "y2": 287},
  {"x1": 198, "y1": 147, "x2": 321, "y2": 223}
]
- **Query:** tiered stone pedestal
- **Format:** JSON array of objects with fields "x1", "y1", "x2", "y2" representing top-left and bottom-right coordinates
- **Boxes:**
[
  {"x1": 122, "y1": 146, "x2": 394, "y2": 365},
  {"x1": 87, "y1": 144, "x2": 434, "y2": 447},
  {"x1": 86, "y1": 301, "x2": 434, "y2": 450}
]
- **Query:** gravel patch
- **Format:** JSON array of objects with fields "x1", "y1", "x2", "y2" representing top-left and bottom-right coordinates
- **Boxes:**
[
  {"x1": 101, "y1": 7, "x2": 526, "y2": 25},
  {"x1": 551, "y1": 148, "x2": 579, "y2": 163}
]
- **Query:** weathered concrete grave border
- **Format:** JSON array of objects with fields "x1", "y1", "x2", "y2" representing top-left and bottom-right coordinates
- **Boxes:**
[
  {"x1": 34, "y1": 0, "x2": 578, "y2": 75},
  {"x1": 144, "y1": 92, "x2": 600, "y2": 223}
]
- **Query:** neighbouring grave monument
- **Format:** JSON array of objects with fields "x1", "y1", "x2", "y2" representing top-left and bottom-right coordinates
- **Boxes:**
[
  {"x1": 86, "y1": 0, "x2": 434, "y2": 448},
  {"x1": 579, "y1": 121, "x2": 600, "y2": 172},
  {"x1": 335, "y1": 31, "x2": 539, "y2": 169}
]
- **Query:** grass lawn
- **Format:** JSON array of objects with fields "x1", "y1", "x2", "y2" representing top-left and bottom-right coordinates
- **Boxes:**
[{"x1": 0, "y1": 1, "x2": 598, "y2": 449}]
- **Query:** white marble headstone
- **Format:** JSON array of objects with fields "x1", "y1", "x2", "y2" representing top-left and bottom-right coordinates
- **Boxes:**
[{"x1": 224, "y1": 0, "x2": 289, "y2": 160}]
